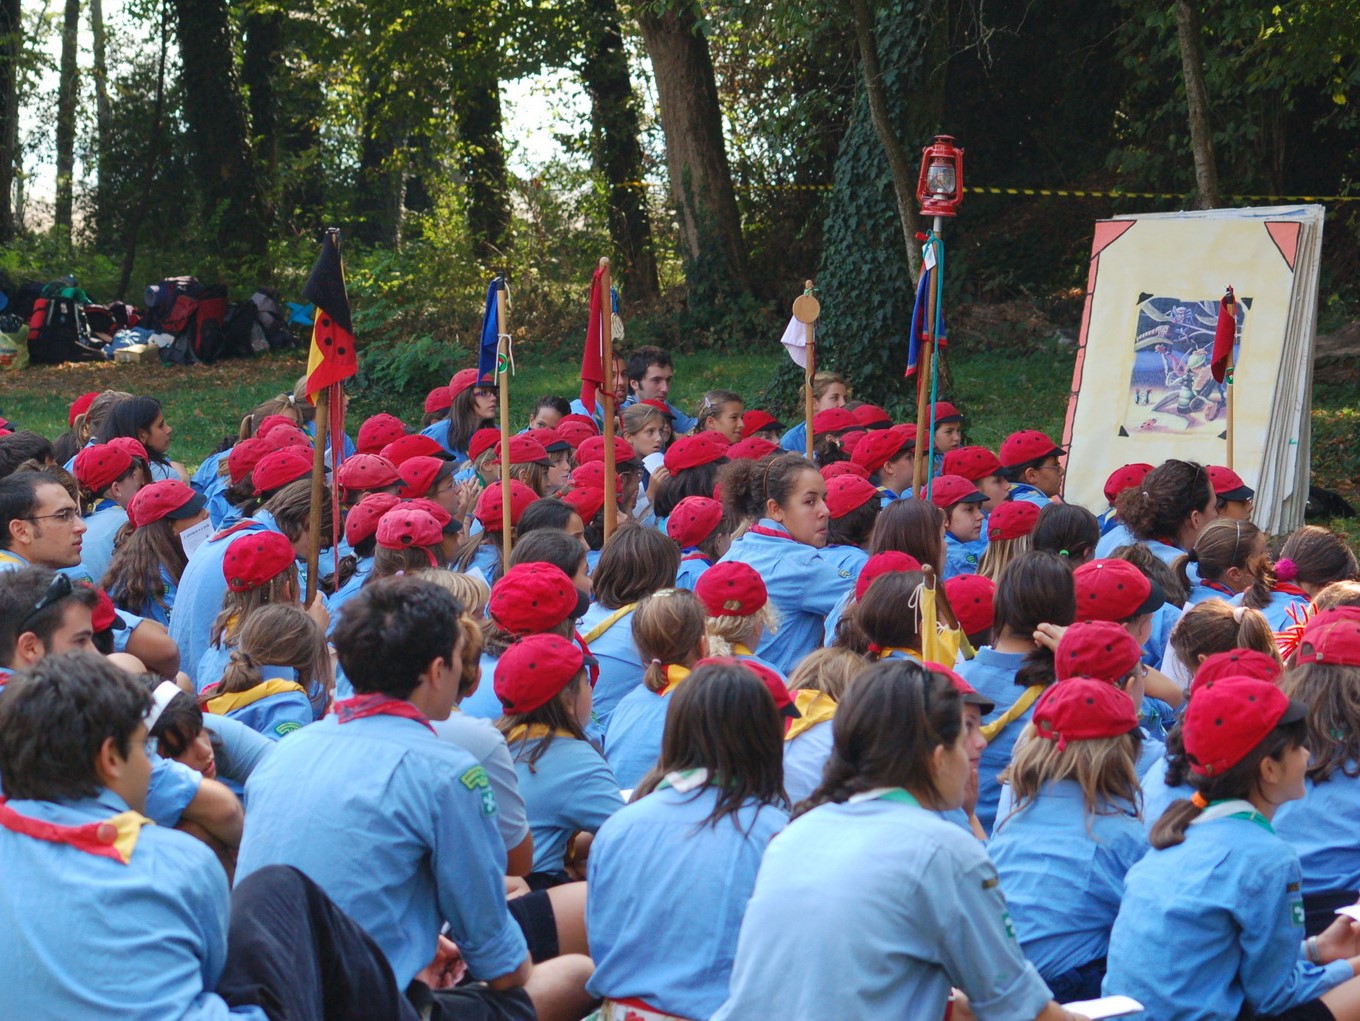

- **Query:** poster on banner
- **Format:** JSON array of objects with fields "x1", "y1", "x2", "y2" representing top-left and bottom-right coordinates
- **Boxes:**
[{"x1": 1061, "y1": 205, "x2": 1324, "y2": 536}]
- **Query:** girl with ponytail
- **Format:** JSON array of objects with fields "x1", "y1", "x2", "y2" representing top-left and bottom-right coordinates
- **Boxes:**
[
  {"x1": 1245, "y1": 526, "x2": 1360, "y2": 632},
  {"x1": 1104, "y1": 675, "x2": 1360, "y2": 1020},
  {"x1": 715, "y1": 660, "x2": 1078, "y2": 1021},
  {"x1": 1174, "y1": 517, "x2": 1270, "y2": 606}
]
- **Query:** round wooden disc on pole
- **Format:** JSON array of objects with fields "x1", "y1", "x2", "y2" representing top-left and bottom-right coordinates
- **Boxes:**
[{"x1": 794, "y1": 281, "x2": 819, "y2": 462}]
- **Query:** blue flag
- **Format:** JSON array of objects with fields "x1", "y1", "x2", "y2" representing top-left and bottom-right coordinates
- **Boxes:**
[
  {"x1": 906, "y1": 266, "x2": 948, "y2": 377},
  {"x1": 477, "y1": 277, "x2": 506, "y2": 383}
]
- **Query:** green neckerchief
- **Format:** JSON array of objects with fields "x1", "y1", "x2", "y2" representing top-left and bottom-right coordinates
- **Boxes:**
[
  {"x1": 847, "y1": 786, "x2": 922, "y2": 808},
  {"x1": 1195, "y1": 797, "x2": 1274, "y2": 834}
]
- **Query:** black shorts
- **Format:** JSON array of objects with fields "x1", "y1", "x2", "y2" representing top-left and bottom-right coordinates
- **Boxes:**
[
  {"x1": 406, "y1": 981, "x2": 535, "y2": 1021},
  {"x1": 1254, "y1": 1000, "x2": 1336, "y2": 1021},
  {"x1": 507, "y1": 888, "x2": 560, "y2": 961}
]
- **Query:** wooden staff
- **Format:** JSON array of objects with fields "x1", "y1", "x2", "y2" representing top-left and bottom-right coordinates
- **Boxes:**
[
  {"x1": 791, "y1": 281, "x2": 820, "y2": 461},
  {"x1": 497, "y1": 280, "x2": 512, "y2": 572},
  {"x1": 912, "y1": 247, "x2": 938, "y2": 494},
  {"x1": 304, "y1": 385, "x2": 329, "y2": 606},
  {"x1": 600, "y1": 257, "x2": 618, "y2": 539}
]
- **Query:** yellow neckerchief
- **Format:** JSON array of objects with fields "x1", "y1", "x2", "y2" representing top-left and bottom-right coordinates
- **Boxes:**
[
  {"x1": 581, "y1": 603, "x2": 638, "y2": 644},
  {"x1": 785, "y1": 689, "x2": 838, "y2": 741},
  {"x1": 0, "y1": 799, "x2": 151, "y2": 864},
  {"x1": 205, "y1": 678, "x2": 306, "y2": 715},
  {"x1": 0, "y1": 549, "x2": 28, "y2": 567},
  {"x1": 504, "y1": 723, "x2": 578, "y2": 744},
  {"x1": 978, "y1": 685, "x2": 1046, "y2": 743},
  {"x1": 659, "y1": 664, "x2": 691, "y2": 697},
  {"x1": 732, "y1": 643, "x2": 756, "y2": 657},
  {"x1": 875, "y1": 646, "x2": 921, "y2": 661}
]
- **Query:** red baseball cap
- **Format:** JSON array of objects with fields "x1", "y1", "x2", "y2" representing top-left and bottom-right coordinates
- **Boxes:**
[
  {"x1": 855, "y1": 551, "x2": 922, "y2": 601},
  {"x1": 930, "y1": 401, "x2": 963, "y2": 424},
  {"x1": 927, "y1": 474, "x2": 986, "y2": 510},
  {"x1": 571, "y1": 462, "x2": 622, "y2": 493},
  {"x1": 667, "y1": 496, "x2": 724, "y2": 549},
  {"x1": 1184, "y1": 676, "x2": 1305, "y2": 775},
  {"x1": 1191, "y1": 649, "x2": 1283, "y2": 694},
  {"x1": 1103, "y1": 463, "x2": 1154, "y2": 505},
  {"x1": 695, "y1": 561, "x2": 767, "y2": 617},
  {"x1": 528, "y1": 428, "x2": 571, "y2": 454},
  {"x1": 821, "y1": 461, "x2": 870, "y2": 482},
  {"x1": 381, "y1": 434, "x2": 451, "y2": 465},
  {"x1": 357, "y1": 413, "x2": 407, "y2": 455},
  {"x1": 924, "y1": 660, "x2": 995, "y2": 714},
  {"x1": 128, "y1": 480, "x2": 205, "y2": 529},
  {"x1": 727, "y1": 437, "x2": 779, "y2": 462},
  {"x1": 468, "y1": 428, "x2": 501, "y2": 462},
  {"x1": 1033, "y1": 678, "x2": 1140, "y2": 750},
  {"x1": 813, "y1": 408, "x2": 857, "y2": 436},
  {"x1": 228, "y1": 437, "x2": 277, "y2": 485},
  {"x1": 999, "y1": 430, "x2": 1064, "y2": 468},
  {"x1": 943, "y1": 574, "x2": 996, "y2": 637},
  {"x1": 825, "y1": 475, "x2": 878, "y2": 519},
  {"x1": 495, "y1": 633, "x2": 597, "y2": 713},
  {"x1": 556, "y1": 419, "x2": 599, "y2": 450},
  {"x1": 222, "y1": 531, "x2": 296, "y2": 592},
  {"x1": 475, "y1": 480, "x2": 539, "y2": 531},
  {"x1": 106, "y1": 436, "x2": 150, "y2": 464},
  {"x1": 86, "y1": 584, "x2": 123, "y2": 633},
  {"x1": 987, "y1": 500, "x2": 1041, "y2": 541},
  {"x1": 852, "y1": 424, "x2": 915, "y2": 474},
  {"x1": 665, "y1": 433, "x2": 728, "y2": 474},
  {"x1": 424, "y1": 386, "x2": 453, "y2": 415},
  {"x1": 577, "y1": 435, "x2": 638, "y2": 467},
  {"x1": 1073, "y1": 559, "x2": 1165, "y2": 622},
  {"x1": 404, "y1": 498, "x2": 454, "y2": 532},
  {"x1": 943, "y1": 446, "x2": 1003, "y2": 482},
  {"x1": 741, "y1": 409, "x2": 784, "y2": 439},
  {"x1": 336, "y1": 453, "x2": 401, "y2": 493},
  {"x1": 69, "y1": 391, "x2": 100, "y2": 427},
  {"x1": 840, "y1": 430, "x2": 867, "y2": 456},
  {"x1": 1207, "y1": 465, "x2": 1255, "y2": 502},
  {"x1": 252, "y1": 448, "x2": 313, "y2": 496},
  {"x1": 375, "y1": 507, "x2": 442, "y2": 555},
  {"x1": 695, "y1": 656, "x2": 800, "y2": 718},
  {"x1": 558, "y1": 413, "x2": 600, "y2": 435},
  {"x1": 1054, "y1": 620, "x2": 1144, "y2": 683},
  {"x1": 256, "y1": 414, "x2": 298, "y2": 438},
  {"x1": 397, "y1": 455, "x2": 454, "y2": 499},
  {"x1": 490, "y1": 562, "x2": 581, "y2": 635},
  {"x1": 344, "y1": 492, "x2": 402, "y2": 547},
  {"x1": 562, "y1": 485, "x2": 606, "y2": 523},
  {"x1": 496, "y1": 434, "x2": 550, "y2": 466},
  {"x1": 852, "y1": 404, "x2": 892, "y2": 428},
  {"x1": 638, "y1": 398, "x2": 675, "y2": 419},
  {"x1": 1295, "y1": 607, "x2": 1360, "y2": 667},
  {"x1": 74, "y1": 444, "x2": 134, "y2": 494},
  {"x1": 262, "y1": 423, "x2": 312, "y2": 450},
  {"x1": 449, "y1": 368, "x2": 481, "y2": 399}
]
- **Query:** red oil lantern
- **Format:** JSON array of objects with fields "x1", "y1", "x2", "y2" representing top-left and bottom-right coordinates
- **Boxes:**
[{"x1": 915, "y1": 135, "x2": 965, "y2": 218}]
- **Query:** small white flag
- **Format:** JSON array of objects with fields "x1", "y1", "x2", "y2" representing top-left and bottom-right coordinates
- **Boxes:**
[{"x1": 781, "y1": 314, "x2": 810, "y2": 368}]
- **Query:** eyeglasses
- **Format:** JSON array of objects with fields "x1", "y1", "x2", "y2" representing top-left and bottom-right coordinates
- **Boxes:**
[
  {"x1": 18, "y1": 573, "x2": 74, "y2": 632},
  {"x1": 473, "y1": 388, "x2": 497, "y2": 398},
  {"x1": 23, "y1": 507, "x2": 81, "y2": 525}
]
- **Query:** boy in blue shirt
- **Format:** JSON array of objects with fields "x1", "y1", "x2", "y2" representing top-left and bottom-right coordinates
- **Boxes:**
[
  {"x1": 998, "y1": 430, "x2": 1065, "y2": 508},
  {"x1": 621, "y1": 346, "x2": 696, "y2": 434}
]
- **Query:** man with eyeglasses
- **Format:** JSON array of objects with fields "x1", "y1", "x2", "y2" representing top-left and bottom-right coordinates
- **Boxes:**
[{"x1": 0, "y1": 470, "x2": 87, "y2": 573}]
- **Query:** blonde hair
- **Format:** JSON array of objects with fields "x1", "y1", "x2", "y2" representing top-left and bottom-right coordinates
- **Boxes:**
[
  {"x1": 1315, "y1": 580, "x2": 1360, "y2": 612},
  {"x1": 704, "y1": 603, "x2": 780, "y2": 657},
  {"x1": 509, "y1": 460, "x2": 548, "y2": 497},
  {"x1": 786, "y1": 647, "x2": 867, "y2": 700},
  {"x1": 1169, "y1": 599, "x2": 1281, "y2": 676},
  {"x1": 76, "y1": 390, "x2": 132, "y2": 445},
  {"x1": 417, "y1": 567, "x2": 491, "y2": 618},
  {"x1": 978, "y1": 534, "x2": 1032, "y2": 582},
  {"x1": 633, "y1": 588, "x2": 706, "y2": 692},
  {"x1": 211, "y1": 603, "x2": 330, "y2": 697},
  {"x1": 208, "y1": 567, "x2": 299, "y2": 647},
  {"x1": 456, "y1": 613, "x2": 484, "y2": 697},
  {"x1": 806, "y1": 370, "x2": 849, "y2": 403},
  {"x1": 621, "y1": 402, "x2": 667, "y2": 438},
  {"x1": 1000, "y1": 728, "x2": 1142, "y2": 827}
]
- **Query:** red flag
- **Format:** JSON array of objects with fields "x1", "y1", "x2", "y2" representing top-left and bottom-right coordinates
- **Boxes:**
[
  {"x1": 302, "y1": 230, "x2": 358, "y2": 400},
  {"x1": 579, "y1": 267, "x2": 606, "y2": 413},
  {"x1": 1211, "y1": 286, "x2": 1237, "y2": 384}
]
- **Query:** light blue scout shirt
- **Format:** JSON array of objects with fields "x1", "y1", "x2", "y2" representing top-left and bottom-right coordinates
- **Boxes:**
[
  {"x1": 944, "y1": 532, "x2": 987, "y2": 579},
  {"x1": 957, "y1": 646, "x2": 1031, "y2": 834},
  {"x1": 673, "y1": 551, "x2": 710, "y2": 591},
  {"x1": 0, "y1": 788, "x2": 266, "y2": 1021},
  {"x1": 459, "y1": 652, "x2": 505, "y2": 720},
  {"x1": 818, "y1": 542, "x2": 870, "y2": 581},
  {"x1": 145, "y1": 753, "x2": 204, "y2": 827},
  {"x1": 713, "y1": 791, "x2": 1054, "y2": 1021},
  {"x1": 236, "y1": 711, "x2": 527, "y2": 989},
  {"x1": 121, "y1": 566, "x2": 178, "y2": 626},
  {"x1": 823, "y1": 587, "x2": 854, "y2": 645},
  {"x1": 433, "y1": 710, "x2": 530, "y2": 853},
  {"x1": 716, "y1": 520, "x2": 854, "y2": 674},
  {"x1": 325, "y1": 555, "x2": 371, "y2": 616},
  {"x1": 1138, "y1": 753, "x2": 1180, "y2": 835},
  {"x1": 418, "y1": 419, "x2": 468, "y2": 462},
  {"x1": 778, "y1": 421, "x2": 808, "y2": 454},
  {"x1": 191, "y1": 449, "x2": 227, "y2": 494},
  {"x1": 578, "y1": 602, "x2": 645, "y2": 731},
  {"x1": 201, "y1": 714, "x2": 275, "y2": 787},
  {"x1": 1097, "y1": 507, "x2": 1119, "y2": 534},
  {"x1": 587, "y1": 781, "x2": 788, "y2": 1018},
  {"x1": 1274, "y1": 772, "x2": 1360, "y2": 896},
  {"x1": 1005, "y1": 484, "x2": 1051, "y2": 509},
  {"x1": 783, "y1": 719, "x2": 834, "y2": 805},
  {"x1": 79, "y1": 499, "x2": 128, "y2": 584},
  {"x1": 603, "y1": 682, "x2": 675, "y2": 789},
  {"x1": 506, "y1": 733, "x2": 623, "y2": 876},
  {"x1": 170, "y1": 514, "x2": 283, "y2": 686},
  {"x1": 568, "y1": 397, "x2": 606, "y2": 429},
  {"x1": 1184, "y1": 577, "x2": 1237, "y2": 606},
  {"x1": 1139, "y1": 537, "x2": 1184, "y2": 567},
  {"x1": 1234, "y1": 585, "x2": 1313, "y2": 632},
  {"x1": 1103, "y1": 806, "x2": 1352, "y2": 1018},
  {"x1": 989, "y1": 781, "x2": 1148, "y2": 983},
  {"x1": 1095, "y1": 520, "x2": 1136, "y2": 557},
  {"x1": 203, "y1": 671, "x2": 315, "y2": 741}
]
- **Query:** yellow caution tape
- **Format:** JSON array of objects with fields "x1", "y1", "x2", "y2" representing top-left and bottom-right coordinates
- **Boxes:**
[{"x1": 615, "y1": 181, "x2": 1359, "y2": 202}]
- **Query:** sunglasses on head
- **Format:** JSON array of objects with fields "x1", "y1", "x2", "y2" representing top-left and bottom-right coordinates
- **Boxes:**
[{"x1": 18, "y1": 573, "x2": 74, "y2": 633}]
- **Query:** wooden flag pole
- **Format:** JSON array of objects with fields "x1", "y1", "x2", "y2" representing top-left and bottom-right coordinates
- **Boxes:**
[
  {"x1": 600, "y1": 257, "x2": 618, "y2": 539},
  {"x1": 1225, "y1": 361, "x2": 1234, "y2": 470},
  {"x1": 497, "y1": 280, "x2": 513, "y2": 572},
  {"x1": 791, "y1": 281, "x2": 820, "y2": 461},
  {"x1": 305, "y1": 385, "x2": 329, "y2": 606},
  {"x1": 913, "y1": 233, "x2": 940, "y2": 494}
]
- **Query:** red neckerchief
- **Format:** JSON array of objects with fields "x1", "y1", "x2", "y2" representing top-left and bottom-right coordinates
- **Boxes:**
[
  {"x1": 332, "y1": 694, "x2": 435, "y2": 733},
  {"x1": 1200, "y1": 579, "x2": 1235, "y2": 596},
  {"x1": 573, "y1": 630, "x2": 600, "y2": 687},
  {"x1": 211, "y1": 519, "x2": 266, "y2": 543},
  {"x1": 747, "y1": 524, "x2": 796, "y2": 541},
  {"x1": 680, "y1": 551, "x2": 711, "y2": 563},
  {"x1": 1275, "y1": 582, "x2": 1310, "y2": 598},
  {"x1": 0, "y1": 798, "x2": 147, "y2": 864}
]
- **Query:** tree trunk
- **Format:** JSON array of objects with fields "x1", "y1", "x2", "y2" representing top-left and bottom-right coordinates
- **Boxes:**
[
  {"x1": 172, "y1": 0, "x2": 269, "y2": 265},
  {"x1": 457, "y1": 70, "x2": 510, "y2": 265},
  {"x1": 1174, "y1": 0, "x2": 1221, "y2": 209},
  {"x1": 242, "y1": 7, "x2": 282, "y2": 193},
  {"x1": 88, "y1": 0, "x2": 113, "y2": 246},
  {"x1": 0, "y1": 0, "x2": 20, "y2": 240},
  {"x1": 581, "y1": 0, "x2": 658, "y2": 302},
  {"x1": 355, "y1": 72, "x2": 403, "y2": 247},
  {"x1": 117, "y1": 0, "x2": 171, "y2": 298},
  {"x1": 53, "y1": 0, "x2": 80, "y2": 238},
  {"x1": 636, "y1": 1, "x2": 748, "y2": 298}
]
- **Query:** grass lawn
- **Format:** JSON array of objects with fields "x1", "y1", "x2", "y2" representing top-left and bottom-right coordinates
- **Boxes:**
[{"x1": 3, "y1": 342, "x2": 1356, "y2": 540}]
